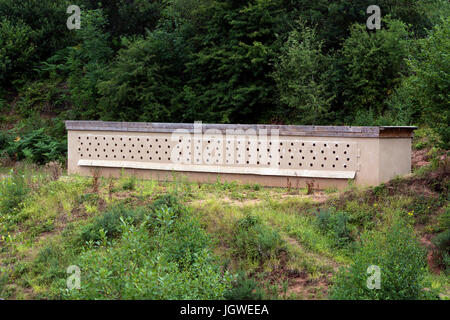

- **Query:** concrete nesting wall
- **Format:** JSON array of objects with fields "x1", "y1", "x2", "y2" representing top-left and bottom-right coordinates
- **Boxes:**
[{"x1": 65, "y1": 121, "x2": 416, "y2": 189}]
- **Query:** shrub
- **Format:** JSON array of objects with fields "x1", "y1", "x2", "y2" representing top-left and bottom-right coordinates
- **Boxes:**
[
  {"x1": 432, "y1": 228, "x2": 450, "y2": 274},
  {"x1": 6, "y1": 128, "x2": 66, "y2": 164},
  {"x1": 330, "y1": 220, "x2": 431, "y2": 300},
  {"x1": 79, "y1": 205, "x2": 146, "y2": 243},
  {"x1": 151, "y1": 193, "x2": 185, "y2": 216},
  {"x1": 16, "y1": 79, "x2": 70, "y2": 117},
  {"x1": 0, "y1": 131, "x2": 12, "y2": 150},
  {"x1": 121, "y1": 175, "x2": 136, "y2": 191},
  {"x1": 164, "y1": 213, "x2": 211, "y2": 268},
  {"x1": 316, "y1": 208, "x2": 353, "y2": 248},
  {"x1": 65, "y1": 218, "x2": 233, "y2": 299},
  {"x1": 224, "y1": 272, "x2": 264, "y2": 300},
  {"x1": 233, "y1": 214, "x2": 284, "y2": 262},
  {"x1": 77, "y1": 193, "x2": 100, "y2": 205}
]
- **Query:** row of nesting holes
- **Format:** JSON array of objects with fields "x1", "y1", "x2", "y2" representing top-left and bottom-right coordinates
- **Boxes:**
[
  {"x1": 77, "y1": 136, "x2": 353, "y2": 168},
  {"x1": 78, "y1": 136, "x2": 173, "y2": 161}
]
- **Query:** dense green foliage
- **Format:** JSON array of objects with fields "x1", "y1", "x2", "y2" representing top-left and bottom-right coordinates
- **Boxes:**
[
  {"x1": 0, "y1": 163, "x2": 448, "y2": 300},
  {"x1": 233, "y1": 214, "x2": 285, "y2": 262},
  {"x1": 315, "y1": 208, "x2": 353, "y2": 248},
  {"x1": 0, "y1": 0, "x2": 448, "y2": 163},
  {"x1": 330, "y1": 220, "x2": 432, "y2": 300},
  {"x1": 0, "y1": 171, "x2": 29, "y2": 217},
  {"x1": 432, "y1": 207, "x2": 450, "y2": 274},
  {"x1": 64, "y1": 204, "x2": 232, "y2": 299}
]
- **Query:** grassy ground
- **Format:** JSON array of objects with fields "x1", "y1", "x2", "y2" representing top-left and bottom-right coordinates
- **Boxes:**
[{"x1": 0, "y1": 160, "x2": 448, "y2": 300}]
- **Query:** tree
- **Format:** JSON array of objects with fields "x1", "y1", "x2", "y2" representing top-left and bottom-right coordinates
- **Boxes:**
[
  {"x1": 273, "y1": 21, "x2": 334, "y2": 124},
  {"x1": 0, "y1": 18, "x2": 35, "y2": 84},
  {"x1": 0, "y1": 0, "x2": 73, "y2": 68},
  {"x1": 336, "y1": 18, "x2": 412, "y2": 122},
  {"x1": 65, "y1": 9, "x2": 114, "y2": 119},
  {"x1": 97, "y1": 29, "x2": 188, "y2": 122},
  {"x1": 389, "y1": 17, "x2": 450, "y2": 148}
]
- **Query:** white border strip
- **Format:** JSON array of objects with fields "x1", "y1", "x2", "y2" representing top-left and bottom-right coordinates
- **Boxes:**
[{"x1": 78, "y1": 160, "x2": 356, "y2": 179}]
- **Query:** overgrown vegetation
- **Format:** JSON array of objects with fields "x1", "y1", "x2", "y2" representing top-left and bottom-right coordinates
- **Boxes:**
[
  {"x1": 0, "y1": 0, "x2": 449, "y2": 301},
  {"x1": 0, "y1": 1, "x2": 449, "y2": 164},
  {"x1": 330, "y1": 220, "x2": 432, "y2": 300},
  {"x1": 1, "y1": 160, "x2": 448, "y2": 300}
]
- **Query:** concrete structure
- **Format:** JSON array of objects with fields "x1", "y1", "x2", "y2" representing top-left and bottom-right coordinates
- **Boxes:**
[{"x1": 65, "y1": 121, "x2": 416, "y2": 189}]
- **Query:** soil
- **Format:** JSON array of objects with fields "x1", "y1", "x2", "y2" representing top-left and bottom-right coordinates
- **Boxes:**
[{"x1": 420, "y1": 234, "x2": 443, "y2": 274}]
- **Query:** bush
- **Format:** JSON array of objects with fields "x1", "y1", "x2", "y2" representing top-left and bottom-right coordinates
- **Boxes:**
[
  {"x1": 65, "y1": 214, "x2": 232, "y2": 299},
  {"x1": 121, "y1": 175, "x2": 136, "y2": 191},
  {"x1": 432, "y1": 228, "x2": 450, "y2": 274},
  {"x1": 5, "y1": 128, "x2": 66, "y2": 164},
  {"x1": 330, "y1": 220, "x2": 431, "y2": 300},
  {"x1": 79, "y1": 205, "x2": 146, "y2": 243},
  {"x1": 16, "y1": 79, "x2": 70, "y2": 117},
  {"x1": 233, "y1": 214, "x2": 284, "y2": 262},
  {"x1": 316, "y1": 208, "x2": 353, "y2": 248},
  {"x1": 164, "y1": 213, "x2": 211, "y2": 268},
  {"x1": 224, "y1": 272, "x2": 264, "y2": 300},
  {"x1": 151, "y1": 193, "x2": 185, "y2": 217}
]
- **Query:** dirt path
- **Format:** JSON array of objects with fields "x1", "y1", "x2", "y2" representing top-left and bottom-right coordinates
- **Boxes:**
[{"x1": 277, "y1": 234, "x2": 342, "y2": 299}]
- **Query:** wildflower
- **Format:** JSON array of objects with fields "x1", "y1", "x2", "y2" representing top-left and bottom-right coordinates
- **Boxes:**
[{"x1": 14, "y1": 136, "x2": 21, "y2": 142}]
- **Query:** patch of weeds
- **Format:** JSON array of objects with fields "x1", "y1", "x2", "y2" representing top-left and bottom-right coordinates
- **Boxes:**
[
  {"x1": 408, "y1": 195, "x2": 442, "y2": 224},
  {"x1": 78, "y1": 204, "x2": 146, "y2": 243},
  {"x1": 30, "y1": 240, "x2": 77, "y2": 298},
  {"x1": 224, "y1": 272, "x2": 265, "y2": 300},
  {"x1": 64, "y1": 217, "x2": 233, "y2": 299},
  {"x1": 330, "y1": 219, "x2": 435, "y2": 300},
  {"x1": 315, "y1": 208, "x2": 354, "y2": 248},
  {"x1": 122, "y1": 175, "x2": 137, "y2": 191},
  {"x1": 373, "y1": 183, "x2": 387, "y2": 198},
  {"x1": 231, "y1": 190, "x2": 245, "y2": 201},
  {"x1": 0, "y1": 170, "x2": 30, "y2": 217},
  {"x1": 345, "y1": 200, "x2": 376, "y2": 229},
  {"x1": 324, "y1": 186, "x2": 338, "y2": 194},
  {"x1": 0, "y1": 269, "x2": 12, "y2": 299},
  {"x1": 30, "y1": 218, "x2": 55, "y2": 236},
  {"x1": 432, "y1": 222, "x2": 450, "y2": 275},
  {"x1": 244, "y1": 183, "x2": 261, "y2": 191},
  {"x1": 77, "y1": 193, "x2": 100, "y2": 205},
  {"x1": 215, "y1": 179, "x2": 238, "y2": 192},
  {"x1": 164, "y1": 213, "x2": 211, "y2": 269},
  {"x1": 151, "y1": 193, "x2": 185, "y2": 216},
  {"x1": 233, "y1": 214, "x2": 285, "y2": 263}
]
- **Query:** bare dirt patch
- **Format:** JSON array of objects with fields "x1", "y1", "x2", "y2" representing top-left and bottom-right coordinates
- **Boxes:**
[
  {"x1": 420, "y1": 234, "x2": 443, "y2": 275},
  {"x1": 412, "y1": 149, "x2": 431, "y2": 169}
]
